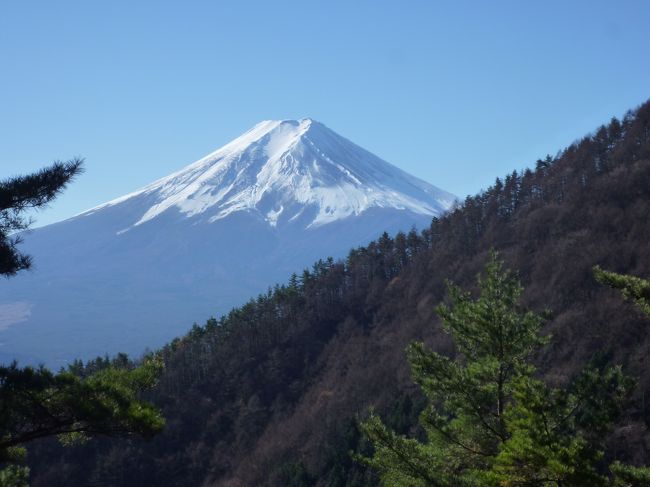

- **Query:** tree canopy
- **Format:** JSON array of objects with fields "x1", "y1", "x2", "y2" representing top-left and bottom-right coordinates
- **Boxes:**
[
  {"x1": 594, "y1": 267, "x2": 650, "y2": 317},
  {"x1": 0, "y1": 158, "x2": 83, "y2": 276},
  {"x1": 0, "y1": 160, "x2": 164, "y2": 486},
  {"x1": 359, "y1": 254, "x2": 650, "y2": 486},
  {"x1": 20, "y1": 100, "x2": 650, "y2": 485}
]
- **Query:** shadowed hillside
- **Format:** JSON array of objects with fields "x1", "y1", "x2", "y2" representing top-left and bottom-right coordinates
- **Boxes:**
[{"x1": 27, "y1": 100, "x2": 650, "y2": 486}]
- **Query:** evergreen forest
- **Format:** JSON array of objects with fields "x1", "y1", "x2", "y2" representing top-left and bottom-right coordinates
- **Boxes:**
[{"x1": 15, "y1": 100, "x2": 650, "y2": 485}]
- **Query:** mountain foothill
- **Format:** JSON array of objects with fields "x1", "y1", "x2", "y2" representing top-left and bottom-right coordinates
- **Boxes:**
[{"x1": 7, "y1": 101, "x2": 650, "y2": 485}]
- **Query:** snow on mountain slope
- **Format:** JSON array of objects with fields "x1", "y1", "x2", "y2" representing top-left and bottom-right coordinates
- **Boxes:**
[
  {"x1": 0, "y1": 119, "x2": 456, "y2": 367},
  {"x1": 82, "y1": 118, "x2": 455, "y2": 230}
]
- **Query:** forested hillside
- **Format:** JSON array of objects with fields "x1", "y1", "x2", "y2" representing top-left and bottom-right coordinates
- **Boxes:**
[{"x1": 27, "y1": 100, "x2": 650, "y2": 486}]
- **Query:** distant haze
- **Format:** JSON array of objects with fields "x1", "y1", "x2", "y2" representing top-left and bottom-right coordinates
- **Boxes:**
[{"x1": 0, "y1": 119, "x2": 454, "y2": 366}]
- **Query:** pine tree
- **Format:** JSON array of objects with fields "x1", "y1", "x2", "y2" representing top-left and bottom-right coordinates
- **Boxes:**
[
  {"x1": 359, "y1": 253, "x2": 649, "y2": 486},
  {"x1": 0, "y1": 160, "x2": 165, "y2": 483},
  {"x1": 594, "y1": 266, "x2": 650, "y2": 316},
  {"x1": 0, "y1": 158, "x2": 83, "y2": 276}
]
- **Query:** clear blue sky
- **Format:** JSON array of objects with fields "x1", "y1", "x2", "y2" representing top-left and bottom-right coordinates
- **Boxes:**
[{"x1": 2, "y1": 0, "x2": 649, "y2": 227}]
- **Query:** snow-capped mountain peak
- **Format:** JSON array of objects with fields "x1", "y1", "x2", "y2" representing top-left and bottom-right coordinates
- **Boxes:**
[
  {"x1": 2, "y1": 119, "x2": 457, "y2": 366},
  {"x1": 84, "y1": 119, "x2": 456, "y2": 230}
]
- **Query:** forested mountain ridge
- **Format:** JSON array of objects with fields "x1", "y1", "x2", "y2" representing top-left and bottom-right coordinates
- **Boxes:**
[
  {"x1": 28, "y1": 100, "x2": 650, "y2": 486},
  {"x1": 0, "y1": 118, "x2": 454, "y2": 367}
]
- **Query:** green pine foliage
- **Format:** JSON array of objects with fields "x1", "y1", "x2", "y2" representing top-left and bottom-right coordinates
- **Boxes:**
[
  {"x1": 490, "y1": 363, "x2": 632, "y2": 486},
  {"x1": 0, "y1": 464, "x2": 29, "y2": 487},
  {"x1": 360, "y1": 255, "x2": 647, "y2": 486},
  {"x1": 610, "y1": 461, "x2": 650, "y2": 486},
  {"x1": 594, "y1": 267, "x2": 650, "y2": 317},
  {"x1": 0, "y1": 347, "x2": 165, "y2": 482},
  {"x1": 0, "y1": 158, "x2": 83, "y2": 276},
  {"x1": 0, "y1": 356, "x2": 164, "y2": 451},
  {"x1": 24, "y1": 101, "x2": 650, "y2": 485},
  {"x1": 0, "y1": 160, "x2": 165, "y2": 484}
]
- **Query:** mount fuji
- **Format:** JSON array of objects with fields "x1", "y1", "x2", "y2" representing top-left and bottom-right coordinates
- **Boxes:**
[{"x1": 0, "y1": 119, "x2": 456, "y2": 366}]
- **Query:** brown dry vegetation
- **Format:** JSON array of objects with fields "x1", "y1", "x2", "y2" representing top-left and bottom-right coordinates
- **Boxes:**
[{"x1": 27, "y1": 100, "x2": 650, "y2": 486}]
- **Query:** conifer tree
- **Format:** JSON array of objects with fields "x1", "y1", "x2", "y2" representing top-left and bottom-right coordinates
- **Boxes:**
[
  {"x1": 359, "y1": 253, "x2": 649, "y2": 486},
  {"x1": 594, "y1": 266, "x2": 650, "y2": 316},
  {"x1": 0, "y1": 160, "x2": 164, "y2": 485},
  {"x1": 0, "y1": 158, "x2": 83, "y2": 276}
]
